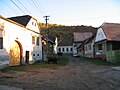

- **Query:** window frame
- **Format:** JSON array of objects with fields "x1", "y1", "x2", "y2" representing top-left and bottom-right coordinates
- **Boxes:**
[
  {"x1": 32, "y1": 36, "x2": 35, "y2": 44},
  {"x1": 98, "y1": 43, "x2": 103, "y2": 50},
  {"x1": 36, "y1": 37, "x2": 39, "y2": 46}
]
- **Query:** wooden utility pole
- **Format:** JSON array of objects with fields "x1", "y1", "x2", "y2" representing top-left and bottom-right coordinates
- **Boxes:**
[
  {"x1": 44, "y1": 16, "x2": 50, "y2": 28},
  {"x1": 43, "y1": 16, "x2": 50, "y2": 57}
]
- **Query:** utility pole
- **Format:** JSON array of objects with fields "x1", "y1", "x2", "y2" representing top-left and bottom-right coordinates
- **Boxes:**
[
  {"x1": 44, "y1": 16, "x2": 50, "y2": 28},
  {"x1": 43, "y1": 16, "x2": 50, "y2": 58}
]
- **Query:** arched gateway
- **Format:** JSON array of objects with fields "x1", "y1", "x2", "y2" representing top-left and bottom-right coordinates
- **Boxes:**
[{"x1": 9, "y1": 40, "x2": 23, "y2": 66}]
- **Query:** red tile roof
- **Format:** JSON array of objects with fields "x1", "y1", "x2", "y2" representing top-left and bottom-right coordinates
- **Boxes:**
[
  {"x1": 73, "y1": 32, "x2": 92, "y2": 42},
  {"x1": 102, "y1": 23, "x2": 120, "y2": 41}
]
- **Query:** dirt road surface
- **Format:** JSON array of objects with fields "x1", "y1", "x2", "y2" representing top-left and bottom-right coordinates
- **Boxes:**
[{"x1": 0, "y1": 55, "x2": 120, "y2": 90}]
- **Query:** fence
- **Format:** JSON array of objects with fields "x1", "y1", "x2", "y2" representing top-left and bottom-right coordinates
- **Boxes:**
[{"x1": 106, "y1": 50, "x2": 120, "y2": 63}]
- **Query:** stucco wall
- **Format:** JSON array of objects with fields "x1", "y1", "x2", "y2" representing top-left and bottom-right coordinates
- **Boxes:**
[
  {"x1": 0, "y1": 16, "x2": 42, "y2": 66},
  {"x1": 57, "y1": 46, "x2": 73, "y2": 54}
]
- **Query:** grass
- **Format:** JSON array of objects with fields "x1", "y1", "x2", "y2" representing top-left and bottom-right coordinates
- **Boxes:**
[
  {"x1": 0, "y1": 55, "x2": 69, "y2": 72},
  {"x1": 80, "y1": 57, "x2": 120, "y2": 66},
  {"x1": 58, "y1": 55, "x2": 69, "y2": 65}
]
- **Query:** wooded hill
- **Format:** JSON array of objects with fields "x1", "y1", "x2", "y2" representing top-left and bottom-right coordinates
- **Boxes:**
[{"x1": 40, "y1": 23, "x2": 98, "y2": 46}]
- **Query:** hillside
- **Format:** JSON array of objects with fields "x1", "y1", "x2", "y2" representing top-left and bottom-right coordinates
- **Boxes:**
[{"x1": 40, "y1": 24, "x2": 98, "y2": 46}]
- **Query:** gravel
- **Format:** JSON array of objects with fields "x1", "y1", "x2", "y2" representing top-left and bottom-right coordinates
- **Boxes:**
[{"x1": 0, "y1": 55, "x2": 120, "y2": 90}]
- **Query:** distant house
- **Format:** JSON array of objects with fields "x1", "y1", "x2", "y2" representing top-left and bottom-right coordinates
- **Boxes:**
[
  {"x1": 84, "y1": 33, "x2": 96, "y2": 58},
  {"x1": 73, "y1": 32, "x2": 92, "y2": 56},
  {"x1": 0, "y1": 15, "x2": 42, "y2": 67},
  {"x1": 42, "y1": 36, "x2": 58, "y2": 60},
  {"x1": 95, "y1": 23, "x2": 120, "y2": 59},
  {"x1": 48, "y1": 36, "x2": 58, "y2": 54},
  {"x1": 57, "y1": 35, "x2": 73, "y2": 54}
]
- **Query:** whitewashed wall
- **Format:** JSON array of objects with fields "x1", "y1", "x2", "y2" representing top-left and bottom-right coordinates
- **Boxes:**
[
  {"x1": 84, "y1": 39, "x2": 95, "y2": 58},
  {"x1": 95, "y1": 28, "x2": 107, "y2": 42},
  {"x1": 0, "y1": 16, "x2": 42, "y2": 66},
  {"x1": 57, "y1": 46, "x2": 73, "y2": 54},
  {"x1": 54, "y1": 38, "x2": 58, "y2": 54}
]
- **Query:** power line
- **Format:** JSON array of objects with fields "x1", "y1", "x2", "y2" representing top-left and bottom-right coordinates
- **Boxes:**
[
  {"x1": 1, "y1": 0, "x2": 19, "y2": 14},
  {"x1": 35, "y1": 0, "x2": 47, "y2": 15},
  {"x1": 28, "y1": 0, "x2": 43, "y2": 16},
  {"x1": 17, "y1": 0, "x2": 32, "y2": 15},
  {"x1": 10, "y1": 0, "x2": 25, "y2": 14},
  {"x1": 31, "y1": 0, "x2": 45, "y2": 15}
]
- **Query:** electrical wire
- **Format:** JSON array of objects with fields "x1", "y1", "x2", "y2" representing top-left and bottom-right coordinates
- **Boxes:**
[
  {"x1": 28, "y1": 0, "x2": 44, "y2": 16},
  {"x1": 10, "y1": 0, "x2": 25, "y2": 14},
  {"x1": 1, "y1": 0, "x2": 19, "y2": 14},
  {"x1": 30, "y1": 0, "x2": 45, "y2": 15},
  {"x1": 35, "y1": 0, "x2": 47, "y2": 15},
  {"x1": 17, "y1": 0, "x2": 32, "y2": 15}
]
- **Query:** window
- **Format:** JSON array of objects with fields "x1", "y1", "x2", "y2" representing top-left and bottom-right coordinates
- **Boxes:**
[
  {"x1": 0, "y1": 37, "x2": 3, "y2": 49},
  {"x1": 70, "y1": 48, "x2": 73, "y2": 52},
  {"x1": 58, "y1": 48, "x2": 61, "y2": 52},
  {"x1": 36, "y1": 37, "x2": 39, "y2": 46},
  {"x1": 33, "y1": 54, "x2": 35, "y2": 56},
  {"x1": 66, "y1": 48, "x2": 69, "y2": 52},
  {"x1": 62, "y1": 48, "x2": 64, "y2": 52},
  {"x1": 98, "y1": 43, "x2": 103, "y2": 50},
  {"x1": 32, "y1": 36, "x2": 35, "y2": 44},
  {"x1": 32, "y1": 22, "x2": 34, "y2": 25}
]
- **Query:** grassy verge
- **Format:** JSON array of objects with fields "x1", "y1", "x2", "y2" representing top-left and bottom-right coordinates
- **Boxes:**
[
  {"x1": 58, "y1": 55, "x2": 69, "y2": 65},
  {"x1": 80, "y1": 57, "x2": 120, "y2": 66},
  {"x1": 0, "y1": 55, "x2": 69, "y2": 72}
]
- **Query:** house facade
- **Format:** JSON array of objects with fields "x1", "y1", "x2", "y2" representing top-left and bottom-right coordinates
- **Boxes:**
[
  {"x1": 95, "y1": 23, "x2": 120, "y2": 59},
  {"x1": 0, "y1": 15, "x2": 42, "y2": 66},
  {"x1": 73, "y1": 32, "x2": 93, "y2": 56},
  {"x1": 57, "y1": 33, "x2": 73, "y2": 54},
  {"x1": 42, "y1": 36, "x2": 58, "y2": 60},
  {"x1": 84, "y1": 34, "x2": 96, "y2": 58},
  {"x1": 57, "y1": 46, "x2": 73, "y2": 54}
]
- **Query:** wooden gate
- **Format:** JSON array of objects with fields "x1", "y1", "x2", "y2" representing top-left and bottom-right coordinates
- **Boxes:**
[{"x1": 9, "y1": 41, "x2": 20, "y2": 66}]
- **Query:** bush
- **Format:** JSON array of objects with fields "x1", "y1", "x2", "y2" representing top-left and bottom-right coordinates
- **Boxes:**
[
  {"x1": 57, "y1": 52, "x2": 62, "y2": 56},
  {"x1": 47, "y1": 54, "x2": 58, "y2": 64},
  {"x1": 106, "y1": 50, "x2": 120, "y2": 63}
]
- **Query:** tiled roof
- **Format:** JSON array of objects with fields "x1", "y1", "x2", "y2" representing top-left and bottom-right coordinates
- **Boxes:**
[
  {"x1": 102, "y1": 23, "x2": 120, "y2": 41},
  {"x1": 8, "y1": 15, "x2": 32, "y2": 26},
  {"x1": 73, "y1": 32, "x2": 92, "y2": 42}
]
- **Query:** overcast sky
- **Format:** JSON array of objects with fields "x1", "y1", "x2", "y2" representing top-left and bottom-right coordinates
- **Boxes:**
[{"x1": 0, "y1": 0, "x2": 120, "y2": 27}]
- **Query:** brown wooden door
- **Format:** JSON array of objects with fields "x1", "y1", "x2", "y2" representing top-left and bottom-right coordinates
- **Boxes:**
[{"x1": 9, "y1": 41, "x2": 20, "y2": 66}]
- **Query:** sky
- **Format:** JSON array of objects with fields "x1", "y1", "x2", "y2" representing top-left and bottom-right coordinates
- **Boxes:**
[{"x1": 0, "y1": 0, "x2": 120, "y2": 27}]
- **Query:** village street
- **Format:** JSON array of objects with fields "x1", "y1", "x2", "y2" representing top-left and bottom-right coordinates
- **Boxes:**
[{"x1": 0, "y1": 55, "x2": 120, "y2": 90}]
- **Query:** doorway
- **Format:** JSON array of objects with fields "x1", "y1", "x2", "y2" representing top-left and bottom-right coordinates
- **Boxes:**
[{"x1": 25, "y1": 51, "x2": 29, "y2": 64}]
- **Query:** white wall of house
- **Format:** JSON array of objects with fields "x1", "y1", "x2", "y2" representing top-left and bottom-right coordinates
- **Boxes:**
[
  {"x1": 84, "y1": 39, "x2": 95, "y2": 58},
  {"x1": 53, "y1": 37, "x2": 58, "y2": 54},
  {"x1": 57, "y1": 46, "x2": 73, "y2": 54},
  {"x1": 95, "y1": 28, "x2": 107, "y2": 42},
  {"x1": 0, "y1": 16, "x2": 42, "y2": 66}
]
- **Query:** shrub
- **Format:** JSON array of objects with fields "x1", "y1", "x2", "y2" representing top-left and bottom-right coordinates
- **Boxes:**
[{"x1": 47, "y1": 54, "x2": 58, "y2": 64}]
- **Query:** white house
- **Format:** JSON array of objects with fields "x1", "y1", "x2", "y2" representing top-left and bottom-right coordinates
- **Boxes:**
[
  {"x1": 0, "y1": 15, "x2": 42, "y2": 67},
  {"x1": 73, "y1": 32, "x2": 92, "y2": 56},
  {"x1": 57, "y1": 34, "x2": 73, "y2": 54},
  {"x1": 84, "y1": 34, "x2": 96, "y2": 58},
  {"x1": 57, "y1": 46, "x2": 73, "y2": 54},
  {"x1": 48, "y1": 36, "x2": 58, "y2": 54},
  {"x1": 95, "y1": 23, "x2": 120, "y2": 59}
]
